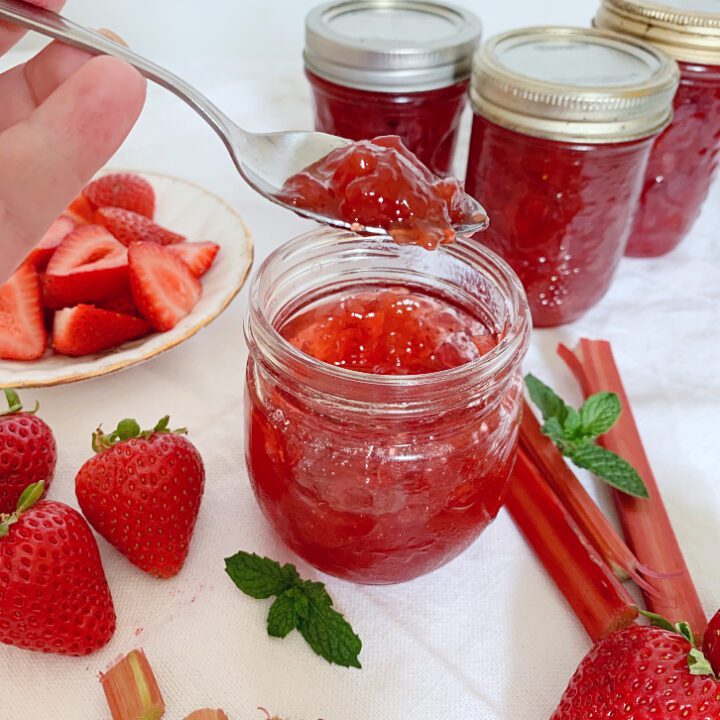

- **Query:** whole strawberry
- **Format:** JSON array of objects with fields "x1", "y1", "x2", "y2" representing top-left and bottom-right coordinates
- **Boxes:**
[
  {"x1": 75, "y1": 416, "x2": 205, "y2": 578},
  {"x1": 0, "y1": 482, "x2": 116, "y2": 655},
  {"x1": 553, "y1": 616, "x2": 720, "y2": 718},
  {"x1": 704, "y1": 610, "x2": 720, "y2": 677},
  {"x1": 0, "y1": 389, "x2": 56, "y2": 514}
]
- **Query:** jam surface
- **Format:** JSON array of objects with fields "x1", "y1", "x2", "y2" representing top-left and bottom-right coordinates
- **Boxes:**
[
  {"x1": 465, "y1": 117, "x2": 653, "y2": 327},
  {"x1": 627, "y1": 62, "x2": 720, "y2": 257},
  {"x1": 277, "y1": 135, "x2": 484, "y2": 250},
  {"x1": 246, "y1": 285, "x2": 522, "y2": 583},
  {"x1": 307, "y1": 71, "x2": 469, "y2": 177}
]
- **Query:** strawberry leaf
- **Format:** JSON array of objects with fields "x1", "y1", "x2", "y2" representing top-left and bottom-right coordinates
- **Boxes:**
[{"x1": 688, "y1": 647, "x2": 716, "y2": 677}]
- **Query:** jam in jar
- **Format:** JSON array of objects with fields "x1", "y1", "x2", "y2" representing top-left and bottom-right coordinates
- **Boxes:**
[
  {"x1": 244, "y1": 229, "x2": 529, "y2": 584},
  {"x1": 304, "y1": 0, "x2": 482, "y2": 176},
  {"x1": 465, "y1": 27, "x2": 678, "y2": 327},
  {"x1": 595, "y1": 0, "x2": 720, "y2": 257}
]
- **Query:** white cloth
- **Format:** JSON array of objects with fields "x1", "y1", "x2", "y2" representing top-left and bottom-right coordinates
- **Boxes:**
[{"x1": 2, "y1": 2, "x2": 719, "y2": 718}]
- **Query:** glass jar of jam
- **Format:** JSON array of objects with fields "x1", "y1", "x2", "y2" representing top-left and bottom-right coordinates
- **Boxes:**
[
  {"x1": 465, "y1": 27, "x2": 679, "y2": 327},
  {"x1": 595, "y1": 0, "x2": 720, "y2": 257},
  {"x1": 304, "y1": 0, "x2": 482, "y2": 176},
  {"x1": 244, "y1": 229, "x2": 530, "y2": 584}
]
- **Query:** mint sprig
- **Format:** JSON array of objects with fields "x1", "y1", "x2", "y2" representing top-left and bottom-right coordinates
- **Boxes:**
[
  {"x1": 224, "y1": 551, "x2": 362, "y2": 668},
  {"x1": 525, "y1": 374, "x2": 648, "y2": 498}
]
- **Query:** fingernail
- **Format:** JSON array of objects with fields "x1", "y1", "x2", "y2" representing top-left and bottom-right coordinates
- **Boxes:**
[{"x1": 96, "y1": 28, "x2": 128, "y2": 47}]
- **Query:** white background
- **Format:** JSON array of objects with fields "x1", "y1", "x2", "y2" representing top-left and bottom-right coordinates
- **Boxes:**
[{"x1": 2, "y1": 1, "x2": 720, "y2": 719}]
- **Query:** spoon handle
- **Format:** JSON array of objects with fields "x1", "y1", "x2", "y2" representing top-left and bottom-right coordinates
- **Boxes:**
[{"x1": 0, "y1": 0, "x2": 239, "y2": 147}]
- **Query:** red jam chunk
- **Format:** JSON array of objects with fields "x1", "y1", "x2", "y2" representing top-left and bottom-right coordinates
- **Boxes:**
[
  {"x1": 626, "y1": 62, "x2": 720, "y2": 257},
  {"x1": 277, "y1": 135, "x2": 484, "y2": 250},
  {"x1": 465, "y1": 117, "x2": 654, "y2": 327},
  {"x1": 307, "y1": 71, "x2": 469, "y2": 177},
  {"x1": 246, "y1": 286, "x2": 522, "y2": 583}
]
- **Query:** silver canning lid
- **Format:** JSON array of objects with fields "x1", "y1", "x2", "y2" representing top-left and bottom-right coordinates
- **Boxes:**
[
  {"x1": 594, "y1": 0, "x2": 720, "y2": 65},
  {"x1": 470, "y1": 27, "x2": 680, "y2": 143},
  {"x1": 304, "y1": 0, "x2": 483, "y2": 92}
]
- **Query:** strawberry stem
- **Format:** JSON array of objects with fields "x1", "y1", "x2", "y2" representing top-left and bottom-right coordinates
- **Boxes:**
[
  {"x1": 0, "y1": 481, "x2": 45, "y2": 537},
  {"x1": 93, "y1": 416, "x2": 187, "y2": 453},
  {"x1": 557, "y1": 339, "x2": 707, "y2": 641},
  {"x1": 1, "y1": 388, "x2": 38, "y2": 416},
  {"x1": 506, "y1": 448, "x2": 637, "y2": 641}
]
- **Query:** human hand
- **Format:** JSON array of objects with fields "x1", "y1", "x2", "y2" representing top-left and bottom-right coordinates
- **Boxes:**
[{"x1": 0, "y1": 1, "x2": 146, "y2": 283}]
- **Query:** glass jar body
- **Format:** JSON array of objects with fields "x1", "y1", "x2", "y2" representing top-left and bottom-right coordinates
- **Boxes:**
[
  {"x1": 244, "y1": 230, "x2": 529, "y2": 584},
  {"x1": 306, "y1": 70, "x2": 469, "y2": 176},
  {"x1": 626, "y1": 62, "x2": 720, "y2": 257},
  {"x1": 465, "y1": 116, "x2": 655, "y2": 327}
]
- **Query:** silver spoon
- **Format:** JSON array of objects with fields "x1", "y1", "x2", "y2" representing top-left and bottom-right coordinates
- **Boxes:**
[{"x1": 0, "y1": 0, "x2": 489, "y2": 236}]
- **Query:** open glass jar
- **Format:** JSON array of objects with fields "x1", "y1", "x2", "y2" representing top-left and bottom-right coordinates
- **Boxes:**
[
  {"x1": 304, "y1": 0, "x2": 482, "y2": 176},
  {"x1": 595, "y1": 0, "x2": 720, "y2": 257},
  {"x1": 465, "y1": 27, "x2": 679, "y2": 327},
  {"x1": 244, "y1": 229, "x2": 530, "y2": 584}
]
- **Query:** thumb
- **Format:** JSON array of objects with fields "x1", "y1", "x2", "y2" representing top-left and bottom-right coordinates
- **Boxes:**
[{"x1": 0, "y1": 55, "x2": 146, "y2": 282}]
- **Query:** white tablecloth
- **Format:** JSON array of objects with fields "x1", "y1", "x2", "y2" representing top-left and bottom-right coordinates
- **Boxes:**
[{"x1": 2, "y1": 2, "x2": 719, "y2": 718}]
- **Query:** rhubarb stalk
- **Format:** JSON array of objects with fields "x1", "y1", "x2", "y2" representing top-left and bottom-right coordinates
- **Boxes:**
[
  {"x1": 558, "y1": 339, "x2": 707, "y2": 639},
  {"x1": 506, "y1": 447, "x2": 637, "y2": 642}
]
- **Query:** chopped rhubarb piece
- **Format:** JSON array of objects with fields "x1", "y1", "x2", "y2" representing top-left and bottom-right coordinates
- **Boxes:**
[
  {"x1": 25, "y1": 217, "x2": 75, "y2": 271},
  {"x1": 101, "y1": 648, "x2": 165, "y2": 720},
  {"x1": 558, "y1": 339, "x2": 707, "y2": 640},
  {"x1": 184, "y1": 711, "x2": 229, "y2": 720},
  {"x1": 506, "y1": 448, "x2": 637, "y2": 641}
]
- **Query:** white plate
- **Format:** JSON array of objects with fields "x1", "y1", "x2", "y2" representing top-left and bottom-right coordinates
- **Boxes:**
[{"x1": 0, "y1": 170, "x2": 253, "y2": 388}]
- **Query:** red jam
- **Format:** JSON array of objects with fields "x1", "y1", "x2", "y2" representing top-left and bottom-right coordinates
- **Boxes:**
[
  {"x1": 277, "y1": 135, "x2": 485, "y2": 249},
  {"x1": 307, "y1": 71, "x2": 469, "y2": 177},
  {"x1": 465, "y1": 117, "x2": 654, "y2": 327},
  {"x1": 626, "y1": 62, "x2": 720, "y2": 257},
  {"x1": 246, "y1": 284, "x2": 522, "y2": 584}
]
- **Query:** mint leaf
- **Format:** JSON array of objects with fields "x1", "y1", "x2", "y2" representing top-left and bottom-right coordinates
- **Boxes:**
[
  {"x1": 579, "y1": 392, "x2": 621, "y2": 438},
  {"x1": 562, "y1": 407, "x2": 583, "y2": 442},
  {"x1": 568, "y1": 444, "x2": 649, "y2": 498},
  {"x1": 298, "y1": 602, "x2": 362, "y2": 669},
  {"x1": 267, "y1": 589, "x2": 303, "y2": 638},
  {"x1": 525, "y1": 373, "x2": 568, "y2": 425},
  {"x1": 541, "y1": 417, "x2": 566, "y2": 446},
  {"x1": 299, "y1": 579, "x2": 333, "y2": 606},
  {"x1": 224, "y1": 552, "x2": 297, "y2": 599}
]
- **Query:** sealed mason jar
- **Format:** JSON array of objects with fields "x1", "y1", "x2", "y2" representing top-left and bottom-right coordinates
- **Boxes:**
[
  {"x1": 595, "y1": 0, "x2": 720, "y2": 257},
  {"x1": 465, "y1": 27, "x2": 679, "y2": 327},
  {"x1": 304, "y1": 0, "x2": 482, "y2": 176},
  {"x1": 244, "y1": 229, "x2": 530, "y2": 584}
]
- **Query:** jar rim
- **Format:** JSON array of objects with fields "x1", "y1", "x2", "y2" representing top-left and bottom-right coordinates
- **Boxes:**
[{"x1": 245, "y1": 229, "x2": 530, "y2": 412}]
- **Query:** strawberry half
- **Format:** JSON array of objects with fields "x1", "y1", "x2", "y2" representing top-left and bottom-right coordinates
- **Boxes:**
[
  {"x1": 75, "y1": 417, "x2": 205, "y2": 578},
  {"x1": 129, "y1": 242, "x2": 201, "y2": 331},
  {"x1": 0, "y1": 263, "x2": 47, "y2": 361},
  {"x1": 96, "y1": 291, "x2": 140, "y2": 317},
  {"x1": 44, "y1": 225, "x2": 129, "y2": 309},
  {"x1": 0, "y1": 389, "x2": 56, "y2": 514},
  {"x1": 24, "y1": 216, "x2": 76, "y2": 271},
  {"x1": 53, "y1": 305, "x2": 150, "y2": 357},
  {"x1": 0, "y1": 481, "x2": 116, "y2": 655},
  {"x1": 96, "y1": 207, "x2": 185, "y2": 247},
  {"x1": 83, "y1": 173, "x2": 155, "y2": 219},
  {"x1": 167, "y1": 241, "x2": 220, "y2": 277},
  {"x1": 63, "y1": 195, "x2": 95, "y2": 225}
]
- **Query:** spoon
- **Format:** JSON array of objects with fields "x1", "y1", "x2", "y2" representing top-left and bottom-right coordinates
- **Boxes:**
[{"x1": 0, "y1": 0, "x2": 489, "y2": 236}]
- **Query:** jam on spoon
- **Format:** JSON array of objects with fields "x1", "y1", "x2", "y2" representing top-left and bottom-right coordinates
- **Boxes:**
[{"x1": 276, "y1": 135, "x2": 485, "y2": 249}]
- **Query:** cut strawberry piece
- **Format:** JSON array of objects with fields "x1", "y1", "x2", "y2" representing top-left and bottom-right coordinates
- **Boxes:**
[
  {"x1": 64, "y1": 195, "x2": 95, "y2": 225},
  {"x1": 0, "y1": 264, "x2": 47, "y2": 361},
  {"x1": 83, "y1": 173, "x2": 155, "y2": 219},
  {"x1": 129, "y1": 242, "x2": 201, "y2": 331},
  {"x1": 24, "y1": 217, "x2": 76, "y2": 271},
  {"x1": 96, "y1": 207, "x2": 185, "y2": 246},
  {"x1": 97, "y1": 291, "x2": 140, "y2": 317},
  {"x1": 167, "y1": 242, "x2": 220, "y2": 277},
  {"x1": 44, "y1": 225, "x2": 129, "y2": 309},
  {"x1": 53, "y1": 305, "x2": 149, "y2": 357}
]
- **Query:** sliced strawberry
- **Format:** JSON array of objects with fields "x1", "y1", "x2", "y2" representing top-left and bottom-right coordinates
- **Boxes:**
[
  {"x1": 0, "y1": 264, "x2": 47, "y2": 360},
  {"x1": 167, "y1": 242, "x2": 220, "y2": 277},
  {"x1": 96, "y1": 291, "x2": 139, "y2": 317},
  {"x1": 64, "y1": 195, "x2": 95, "y2": 225},
  {"x1": 96, "y1": 207, "x2": 185, "y2": 247},
  {"x1": 44, "y1": 225, "x2": 129, "y2": 309},
  {"x1": 83, "y1": 173, "x2": 155, "y2": 219},
  {"x1": 129, "y1": 242, "x2": 201, "y2": 331},
  {"x1": 25, "y1": 217, "x2": 76, "y2": 271},
  {"x1": 53, "y1": 304, "x2": 149, "y2": 357}
]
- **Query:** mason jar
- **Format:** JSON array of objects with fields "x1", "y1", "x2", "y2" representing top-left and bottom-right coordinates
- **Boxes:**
[
  {"x1": 304, "y1": 0, "x2": 482, "y2": 176},
  {"x1": 595, "y1": 0, "x2": 720, "y2": 257},
  {"x1": 465, "y1": 27, "x2": 679, "y2": 327},
  {"x1": 244, "y1": 229, "x2": 530, "y2": 584}
]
